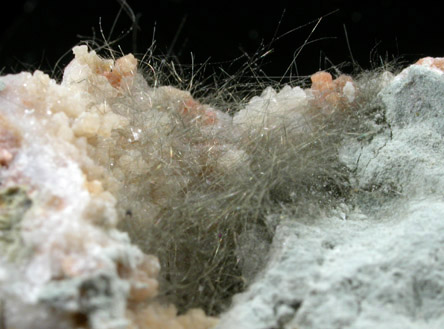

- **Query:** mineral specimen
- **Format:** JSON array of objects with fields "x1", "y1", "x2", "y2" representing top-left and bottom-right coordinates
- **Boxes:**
[{"x1": 2, "y1": 42, "x2": 441, "y2": 329}]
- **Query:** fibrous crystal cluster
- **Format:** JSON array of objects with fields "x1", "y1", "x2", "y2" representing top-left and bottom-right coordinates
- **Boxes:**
[
  {"x1": 216, "y1": 56, "x2": 444, "y2": 329},
  {"x1": 2, "y1": 44, "x2": 437, "y2": 328}
]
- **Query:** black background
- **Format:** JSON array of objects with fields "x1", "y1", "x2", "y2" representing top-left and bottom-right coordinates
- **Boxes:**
[{"x1": 0, "y1": 0, "x2": 440, "y2": 79}]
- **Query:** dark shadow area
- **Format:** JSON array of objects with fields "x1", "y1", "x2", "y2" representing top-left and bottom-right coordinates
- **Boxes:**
[{"x1": 0, "y1": 0, "x2": 441, "y2": 78}]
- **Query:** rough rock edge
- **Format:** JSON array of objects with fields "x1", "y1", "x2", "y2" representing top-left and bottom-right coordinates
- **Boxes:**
[{"x1": 0, "y1": 46, "x2": 218, "y2": 329}]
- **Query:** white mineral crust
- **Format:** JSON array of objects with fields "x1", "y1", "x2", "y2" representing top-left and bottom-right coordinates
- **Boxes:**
[{"x1": 0, "y1": 47, "x2": 159, "y2": 329}]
